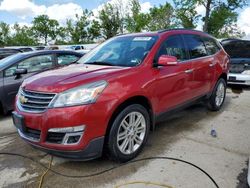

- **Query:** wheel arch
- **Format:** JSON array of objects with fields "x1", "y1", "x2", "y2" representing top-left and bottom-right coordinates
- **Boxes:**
[{"x1": 105, "y1": 95, "x2": 154, "y2": 141}]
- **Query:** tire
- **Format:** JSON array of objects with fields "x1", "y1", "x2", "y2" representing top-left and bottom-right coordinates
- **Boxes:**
[
  {"x1": 107, "y1": 104, "x2": 150, "y2": 162},
  {"x1": 207, "y1": 78, "x2": 226, "y2": 111}
]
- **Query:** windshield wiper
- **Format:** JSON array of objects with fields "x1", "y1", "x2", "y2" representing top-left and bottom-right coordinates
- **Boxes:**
[{"x1": 84, "y1": 61, "x2": 114, "y2": 66}]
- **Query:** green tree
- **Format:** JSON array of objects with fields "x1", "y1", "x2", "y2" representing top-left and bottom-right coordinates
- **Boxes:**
[
  {"x1": 0, "y1": 22, "x2": 11, "y2": 46},
  {"x1": 174, "y1": 0, "x2": 200, "y2": 29},
  {"x1": 125, "y1": 0, "x2": 149, "y2": 32},
  {"x1": 98, "y1": 3, "x2": 121, "y2": 39},
  {"x1": 10, "y1": 24, "x2": 37, "y2": 46},
  {"x1": 66, "y1": 10, "x2": 91, "y2": 44},
  {"x1": 147, "y1": 2, "x2": 176, "y2": 31},
  {"x1": 198, "y1": 0, "x2": 247, "y2": 32},
  {"x1": 87, "y1": 20, "x2": 101, "y2": 41},
  {"x1": 32, "y1": 15, "x2": 59, "y2": 45}
]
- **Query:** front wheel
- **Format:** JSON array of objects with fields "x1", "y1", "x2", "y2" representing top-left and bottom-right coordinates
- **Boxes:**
[
  {"x1": 207, "y1": 78, "x2": 226, "y2": 111},
  {"x1": 107, "y1": 104, "x2": 150, "y2": 162}
]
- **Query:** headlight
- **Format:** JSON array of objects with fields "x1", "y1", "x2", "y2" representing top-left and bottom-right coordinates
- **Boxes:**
[
  {"x1": 49, "y1": 80, "x2": 108, "y2": 108},
  {"x1": 242, "y1": 70, "x2": 250, "y2": 75}
]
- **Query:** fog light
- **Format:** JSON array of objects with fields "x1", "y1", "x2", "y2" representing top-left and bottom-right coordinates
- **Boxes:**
[
  {"x1": 62, "y1": 132, "x2": 83, "y2": 145},
  {"x1": 48, "y1": 125, "x2": 85, "y2": 145},
  {"x1": 67, "y1": 135, "x2": 81, "y2": 144}
]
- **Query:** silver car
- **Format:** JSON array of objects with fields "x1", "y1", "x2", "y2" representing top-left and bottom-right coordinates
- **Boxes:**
[{"x1": 222, "y1": 39, "x2": 250, "y2": 85}]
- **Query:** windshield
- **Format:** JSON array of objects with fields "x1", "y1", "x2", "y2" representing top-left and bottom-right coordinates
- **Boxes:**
[
  {"x1": 77, "y1": 35, "x2": 158, "y2": 67},
  {"x1": 223, "y1": 40, "x2": 250, "y2": 58}
]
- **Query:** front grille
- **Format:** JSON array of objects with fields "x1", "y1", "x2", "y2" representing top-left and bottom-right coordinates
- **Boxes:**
[
  {"x1": 18, "y1": 89, "x2": 56, "y2": 113},
  {"x1": 46, "y1": 132, "x2": 65, "y2": 144}
]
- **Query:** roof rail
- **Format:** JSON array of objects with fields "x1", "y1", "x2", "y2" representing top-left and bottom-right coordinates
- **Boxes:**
[{"x1": 158, "y1": 28, "x2": 209, "y2": 35}]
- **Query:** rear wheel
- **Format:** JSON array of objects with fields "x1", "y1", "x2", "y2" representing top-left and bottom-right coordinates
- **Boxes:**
[
  {"x1": 107, "y1": 104, "x2": 150, "y2": 162},
  {"x1": 207, "y1": 78, "x2": 226, "y2": 111}
]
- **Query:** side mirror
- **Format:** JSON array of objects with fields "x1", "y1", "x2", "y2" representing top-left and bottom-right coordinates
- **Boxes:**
[
  {"x1": 14, "y1": 68, "x2": 28, "y2": 75},
  {"x1": 13, "y1": 68, "x2": 27, "y2": 79},
  {"x1": 157, "y1": 55, "x2": 178, "y2": 66}
]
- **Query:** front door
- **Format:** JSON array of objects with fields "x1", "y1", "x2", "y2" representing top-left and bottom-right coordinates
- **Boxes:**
[{"x1": 152, "y1": 34, "x2": 193, "y2": 114}]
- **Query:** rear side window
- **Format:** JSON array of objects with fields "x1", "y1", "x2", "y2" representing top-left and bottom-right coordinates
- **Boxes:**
[
  {"x1": 183, "y1": 34, "x2": 207, "y2": 59},
  {"x1": 202, "y1": 37, "x2": 221, "y2": 55},
  {"x1": 157, "y1": 35, "x2": 188, "y2": 61}
]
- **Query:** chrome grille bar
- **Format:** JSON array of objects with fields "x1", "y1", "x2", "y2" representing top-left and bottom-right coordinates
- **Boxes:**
[{"x1": 18, "y1": 89, "x2": 56, "y2": 113}]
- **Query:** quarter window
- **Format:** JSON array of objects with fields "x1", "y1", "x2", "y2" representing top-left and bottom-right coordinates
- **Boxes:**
[
  {"x1": 57, "y1": 54, "x2": 79, "y2": 65},
  {"x1": 157, "y1": 35, "x2": 188, "y2": 61},
  {"x1": 202, "y1": 37, "x2": 221, "y2": 55},
  {"x1": 183, "y1": 34, "x2": 207, "y2": 59}
]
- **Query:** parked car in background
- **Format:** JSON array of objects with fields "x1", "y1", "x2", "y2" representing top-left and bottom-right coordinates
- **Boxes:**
[
  {"x1": 221, "y1": 39, "x2": 250, "y2": 85},
  {"x1": 45, "y1": 46, "x2": 59, "y2": 50},
  {"x1": 66, "y1": 45, "x2": 85, "y2": 51},
  {"x1": 0, "y1": 50, "x2": 83, "y2": 114},
  {"x1": 0, "y1": 48, "x2": 22, "y2": 60},
  {"x1": 12, "y1": 29, "x2": 229, "y2": 162},
  {"x1": 4, "y1": 47, "x2": 35, "y2": 52},
  {"x1": 34, "y1": 46, "x2": 45, "y2": 51}
]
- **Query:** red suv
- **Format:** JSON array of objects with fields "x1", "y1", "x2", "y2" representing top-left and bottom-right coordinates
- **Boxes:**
[{"x1": 12, "y1": 29, "x2": 229, "y2": 162}]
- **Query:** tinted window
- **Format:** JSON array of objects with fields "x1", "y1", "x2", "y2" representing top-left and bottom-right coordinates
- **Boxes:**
[
  {"x1": 57, "y1": 54, "x2": 79, "y2": 65},
  {"x1": 183, "y1": 34, "x2": 207, "y2": 59},
  {"x1": 202, "y1": 37, "x2": 220, "y2": 55},
  {"x1": 222, "y1": 40, "x2": 250, "y2": 58},
  {"x1": 5, "y1": 55, "x2": 53, "y2": 77},
  {"x1": 157, "y1": 35, "x2": 188, "y2": 61}
]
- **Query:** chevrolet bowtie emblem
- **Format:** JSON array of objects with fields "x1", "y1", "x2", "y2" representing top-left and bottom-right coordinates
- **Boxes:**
[{"x1": 20, "y1": 95, "x2": 28, "y2": 104}]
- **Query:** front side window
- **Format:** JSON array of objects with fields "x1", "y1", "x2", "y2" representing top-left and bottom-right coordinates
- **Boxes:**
[
  {"x1": 157, "y1": 35, "x2": 188, "y2": 61},
  {"x1": 4, "y1": 55, "x2": 53, "y2": 77},
  {"x1": 183, "y1": 34, "x2": 207, "y2": 59},
  {"x1": 57, "y1": 54, "x2": 79, "y2": 65},
  {"x1": 77, "y1": 36, "x2": 158, "y2": 67}
]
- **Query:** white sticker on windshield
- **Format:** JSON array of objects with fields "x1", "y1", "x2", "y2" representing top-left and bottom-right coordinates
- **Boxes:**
[{"x1": 133, "y1": 37, "x2": 152, "y2": 41}]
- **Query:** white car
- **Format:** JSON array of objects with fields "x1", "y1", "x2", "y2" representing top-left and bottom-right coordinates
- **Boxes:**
[{"x1": 222, "y1": 39, "x2": 250, "y2": 85}]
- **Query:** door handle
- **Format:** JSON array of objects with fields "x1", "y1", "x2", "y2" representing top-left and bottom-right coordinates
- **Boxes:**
[
  {"x1": 185, "y1": 69, "x2": 193, "y2": 74},
  {"x1": 209, "y1": 63, "x2": 215, "y2": 67}
]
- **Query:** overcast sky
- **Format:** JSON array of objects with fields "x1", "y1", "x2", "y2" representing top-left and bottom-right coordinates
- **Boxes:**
[{"x1": 0, "y1": 0, "x2": 249, "y2": 39}]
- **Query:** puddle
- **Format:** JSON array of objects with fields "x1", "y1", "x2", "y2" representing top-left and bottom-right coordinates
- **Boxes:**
[
  {"x1": 236, "y1": 160, "x2": 249, "y2": 188},
  {"x1": 231, "y1": 87, "x2": 243, "y2": 94}
]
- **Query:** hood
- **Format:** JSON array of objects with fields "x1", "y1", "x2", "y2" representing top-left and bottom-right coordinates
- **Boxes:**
[{"x1": 23, "y1": 64, "x2": 129, "y2": 93}]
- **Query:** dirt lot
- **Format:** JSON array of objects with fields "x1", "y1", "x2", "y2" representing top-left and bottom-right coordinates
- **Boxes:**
[{"x1": 0, "y1": 86, "x2": 249, "y2": 188}]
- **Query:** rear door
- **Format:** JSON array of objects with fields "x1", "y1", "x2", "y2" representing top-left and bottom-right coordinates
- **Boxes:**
[
  {"x1": 3, "y1": 54, "x2": 55, "y2": 109},
  {"x1": 182, "y1": 34, "x2": 214, "y2": 97},
  {"x1": 152, "y1": 34, "x2": 193, "y2": 113}
]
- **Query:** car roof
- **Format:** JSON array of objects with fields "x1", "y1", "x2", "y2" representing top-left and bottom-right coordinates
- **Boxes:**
[{"x1": 0, "y1": 50, "x2": 82, "y2": 71}]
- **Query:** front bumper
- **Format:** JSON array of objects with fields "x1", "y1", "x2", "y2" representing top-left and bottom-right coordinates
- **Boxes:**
[
  {"x1": 13, "y1": 101, "x2": 111, "y2": 160},
  {"x1": 29, "y1": 136, "x2": 104, "y2": 160},
  {"x1": 228, "y1": 73, "x2": 250, "y2": 85}
]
